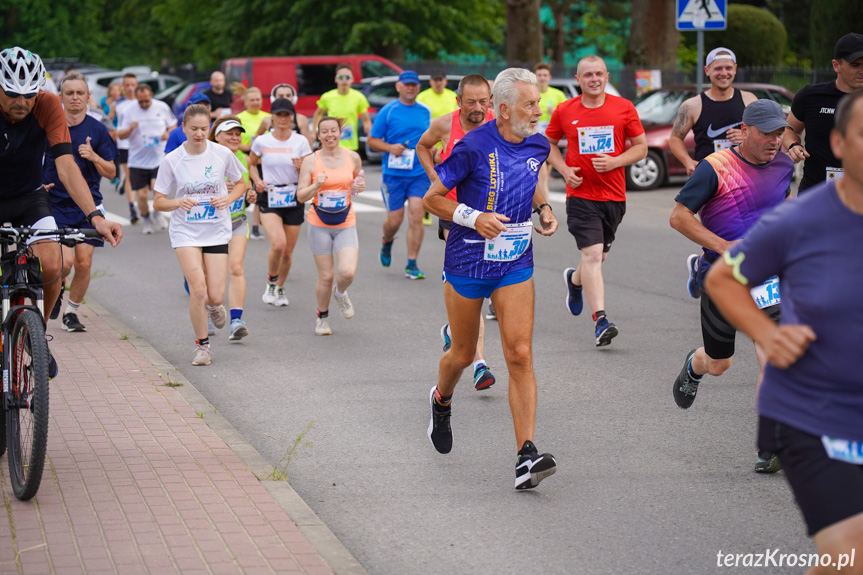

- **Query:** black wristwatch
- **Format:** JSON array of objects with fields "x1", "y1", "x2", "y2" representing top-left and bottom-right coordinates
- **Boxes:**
[
  {"x1": 86, "y1": 210, "x2": 104, "y2": 225},
  {"x1": 533, "y1": 203, "x2": 551, "y2": 215},
  {"x1": 788, "y1": 142, "x2": 802, "y2": 151}
]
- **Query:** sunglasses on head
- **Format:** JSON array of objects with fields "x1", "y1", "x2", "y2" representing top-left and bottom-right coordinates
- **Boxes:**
[
  {"x1": 336, "y1": 75, "x2": 352, "y2": 80},
  {"x1": 4, "y1": 90, "x2": 37, "y2": 99}
]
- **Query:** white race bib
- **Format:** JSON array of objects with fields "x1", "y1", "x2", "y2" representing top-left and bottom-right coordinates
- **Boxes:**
[
  {"x1": 826, "y1": 167, "x2": 844, "y2": 183},
  {"x1": 822, "y1": 436, "x2": 863, "y2": 465},
  {"x1": 318, "y1": 190, "x2": 349, "y2": 210},
  {"x1": 185, "y1": 199, "x2": 219, "y2": 223},
  {"x1": 484, "y1": 221, "x2": 532, "y2": 262},
  {"x1": 750, "y1": 276, "x2": 780, "y2": 309},
  {"x1": 229, "y1": 196, "x2": 245, "y2": 217},
  {"x1": 387, "y1": 148, "x2": 416, "y2": 170},
  {"x1": 577, "y1": 126, "x2": 615, "y2": 155},
  {"x1": 713, "y1": 139, "x2": 732, "y2": 152},
  {"x1": 340, "y1": 123, "x2": 354, "y2": 141},
  {"x1": 267, "y1": 184, "x2": 297, "y2": 208},
  {"x1": 143, "y1": 135, "x2": 161, "y2": 149}
]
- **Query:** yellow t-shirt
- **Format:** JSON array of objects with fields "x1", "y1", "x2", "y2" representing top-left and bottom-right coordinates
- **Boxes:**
[
  {"x1": 539, "y1": 86, "x2": 567, "y2": 123},
  {"x1": 416, "y1": 88, "x2": 458, "y2": 119},
  {"x1": 237, "y1": 110, "x2": 271, "y2": 149},
  {"x1": 316, "y1": 89, "x2": 370, "y2": 151}
]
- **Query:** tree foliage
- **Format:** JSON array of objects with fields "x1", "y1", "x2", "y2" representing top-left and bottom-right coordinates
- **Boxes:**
[
  {"x1": 683, "y1": 5, "x2": 787, "y2": 67},
  {"x1": 809, "y1": 0, "x2": 863, "y2": 64},
  {"x1": 541, "y1": 0, "x2": 630, "y2": 64},
  {"x1": 2, "y1": 0, "x2": 503, "y2": 71}
]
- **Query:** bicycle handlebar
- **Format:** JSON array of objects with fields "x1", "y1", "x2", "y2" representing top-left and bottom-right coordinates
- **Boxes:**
[{"x1": 0, "y1": 226, "x2": 103, "y2": 245}]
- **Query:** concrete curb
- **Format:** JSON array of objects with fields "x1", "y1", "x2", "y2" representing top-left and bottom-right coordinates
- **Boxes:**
[{"x1": 87, "y1": 298, "x2": 368, "y2": 575}]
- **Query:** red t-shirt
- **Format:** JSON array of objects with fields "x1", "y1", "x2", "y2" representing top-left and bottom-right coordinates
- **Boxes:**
[
  {"x1": 440, "y1": 108, "x2": 496, "y2": 201},
  {"x1": 545, "y1": 94, "x2": 643, "y2": 202}
]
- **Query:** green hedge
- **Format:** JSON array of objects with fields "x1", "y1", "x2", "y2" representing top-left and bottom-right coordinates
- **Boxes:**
[{"x1": 684, "y1": 5, "x2": 787, "y2": 67}]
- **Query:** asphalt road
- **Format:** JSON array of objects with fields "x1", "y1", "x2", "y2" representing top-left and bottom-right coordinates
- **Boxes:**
[{"x1": 86, "y1": 164, "x2": 811, "y2": 575}]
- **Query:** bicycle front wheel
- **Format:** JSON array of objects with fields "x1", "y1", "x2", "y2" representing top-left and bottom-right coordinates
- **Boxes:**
[{"x1": 7, "y1": 310, "x2": 50, "y2": 500}]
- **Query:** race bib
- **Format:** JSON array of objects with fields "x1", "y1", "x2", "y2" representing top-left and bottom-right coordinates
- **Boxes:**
[
  {"x1": 713, "y1": 139, "x2": 732, "y2": 152},
  {"x1": 229, "y1": 196, "x2": 245, "y2": 217},
  {"x1": 318, "y1": 190, "x2": 349, "y2": 210},
  {"x1": 826, "y1": 167, "x2": 844, "y2": 183},
  {"x1": 750, "y1": 276, "x2": 780, "y2": 309},
  {"x1": 185, "y1": 199, "x2": 219, "y2": 223},
  {"x1": 340, "y1": 123, "x2": 354, "y2": 141},
  {"x1": 267, "y1": 184, "x2": 297, "y2": 208},
  {"x1": 387, "y1": 148, "x2": 416, "y2": 170},
  {"x1": 484, "y1": 221, "x2": 532, "y2": 262},
  {"x1": 577, "y1": 126, "x2": 615, "y2": 155},
  {"x1": 822, "y1": 436, "x2": 863, "y2": 465},
  {"x1": 143, "y1": 135, "x2": 161, "y2": 149}
]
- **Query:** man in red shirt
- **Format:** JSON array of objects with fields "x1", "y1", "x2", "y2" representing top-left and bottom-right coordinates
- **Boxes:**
[{"x1": 546, "y1": 55, "x2": 647, "y2": 347}]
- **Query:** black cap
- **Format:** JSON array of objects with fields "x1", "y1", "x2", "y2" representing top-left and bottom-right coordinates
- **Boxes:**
[
  {"x1": 834, "y1": 33, "x2": 863, "y2": 63},
  {"x1": 430, "y1": 70, "x2": 446, "y2": 80},
  {"x1": 271, "y1": 97, "x2": 295, "y2": 115}
]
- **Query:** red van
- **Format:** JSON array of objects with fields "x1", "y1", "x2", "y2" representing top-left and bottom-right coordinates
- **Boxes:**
[{"x1": 223, "y1": 55, "x2": 403, "y2": 117}]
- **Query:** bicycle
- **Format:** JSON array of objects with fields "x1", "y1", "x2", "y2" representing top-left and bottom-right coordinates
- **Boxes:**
[{"x1": 0, "y1": 225, "x2": 100, "y2": 500}]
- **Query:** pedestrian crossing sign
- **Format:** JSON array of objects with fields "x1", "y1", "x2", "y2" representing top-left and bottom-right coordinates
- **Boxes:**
[{"x1": 677, "y1": 0, "x2": 727, "y2": 31}]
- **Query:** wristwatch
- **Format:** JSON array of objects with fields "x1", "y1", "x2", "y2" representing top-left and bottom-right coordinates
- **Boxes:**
[{"x1": 533, "y1": 203, "x2": 551, "y2": 215}]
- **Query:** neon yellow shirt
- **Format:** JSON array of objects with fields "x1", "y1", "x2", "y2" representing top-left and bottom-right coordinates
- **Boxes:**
[
  {"x1": 538, "y1": 86, "x2": 567, "y2": 123},
  {"x1": 416, "y1": 88, "x2": 458, "y2": 119},
  {"x1": 316, "y1": 89, "x2": 370, "y2": 151},
  {"x1": 237, "y1": 110, "x2": 270, "y2": 149}
]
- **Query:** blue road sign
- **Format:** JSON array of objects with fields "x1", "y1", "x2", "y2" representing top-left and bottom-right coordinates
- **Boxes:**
[{"x1": 677, "y1": 0, "x2": 727, "y2": 31}]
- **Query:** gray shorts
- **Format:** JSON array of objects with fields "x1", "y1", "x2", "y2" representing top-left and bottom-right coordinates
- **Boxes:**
[
  {"x1": 232, "y1": 217, "x2": 249, "y2": 238},
  {"x1": 307, "y1": 224, "x2": 358, "y2": 256}
]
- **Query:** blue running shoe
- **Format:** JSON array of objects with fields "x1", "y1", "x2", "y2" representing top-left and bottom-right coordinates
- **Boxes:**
[
  {"x1": 686, "y1": 254, "x2": 701, "y2": 299},
  {"x1": 473, "y1": 364, "x2": 496, "y2": 390},
  {"x1": 595, "y1": 317, "x2": 618, "y2": 347},
  {"x1": 440, "y1": 324, "x2": 451, "y2": 352},
  {"x1": 563, "y1": 268, "x2": 583, "y2": 316},
  {"x1": 405, "y1": 265, "x2": 425, "y2": 280},
  {"x1": 183, "y1": 277, "x2": 190, "y2": 295},
  {"x1": 379, "y1": 239, "x2": 393, "y2": 267}
]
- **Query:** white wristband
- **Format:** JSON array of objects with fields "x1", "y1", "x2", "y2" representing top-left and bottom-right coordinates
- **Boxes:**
[{"x1": 452, "y1": 203, "x2": 480, "y2": 229}]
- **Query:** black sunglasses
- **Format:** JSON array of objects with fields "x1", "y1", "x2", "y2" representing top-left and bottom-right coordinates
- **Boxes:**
[{"x1": 4, "y1": 90, "x2": 37, "y2": 99}]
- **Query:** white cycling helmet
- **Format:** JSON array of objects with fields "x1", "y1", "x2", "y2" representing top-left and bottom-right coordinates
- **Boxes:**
[{"x1": 0, "y1": 47, "x2": 47, "y2": 95}]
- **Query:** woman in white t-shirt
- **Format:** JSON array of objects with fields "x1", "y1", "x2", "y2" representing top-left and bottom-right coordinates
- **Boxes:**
[
  {"x1": 248, "y1": 98, "x2": 313, "y2": 308},
  {"x1": 153, "y1": 104, "x2": 247, "y2": 366}
]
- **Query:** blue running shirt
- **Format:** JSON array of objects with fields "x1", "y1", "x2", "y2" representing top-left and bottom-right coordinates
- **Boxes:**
[{"x1": 435, "y1": 120, "x2": 550, "y2": 279}]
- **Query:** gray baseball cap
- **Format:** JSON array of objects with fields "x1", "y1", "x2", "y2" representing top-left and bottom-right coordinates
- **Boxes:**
[{"x1": 742, "y1": 99, "x2": 790, "y2": 132}]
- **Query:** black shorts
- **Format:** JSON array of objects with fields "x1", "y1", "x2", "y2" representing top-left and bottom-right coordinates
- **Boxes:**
[
  {"x1": 700, "y1": 290, "x2": 780, "y2": 360},
  {"x1": 0, "y1": 189, "x2": 54, "y2": 227},
  {"x1": 759, "y1": 416, "x2": 863, "y2": 536},
  {"x1": 438, "y1": 218, "x2": 451, "y2": 241},
  {"x1": 566, "y1": 196, "x2": 626, "y2": 252},
  {"x1": 129, "y1": 167, "x2": 159, "y2": 191},
  {"x1": 201, "y1": 244, "x2": 229, "y2": 254},
  {"x1": 117, "y1": 149, "x2": 129, "y2": 164},
  {"x1": 258, "y1": 194, "x2": 305, "y2": 226}
]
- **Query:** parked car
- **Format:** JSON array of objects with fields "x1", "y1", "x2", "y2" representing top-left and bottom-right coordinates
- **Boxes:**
[
  {"x1": 352, "y1": 74, "x2": 462, "y2": 161},
  {"x1": 155, "y1": 81, "x2": 211, "y2": 118},
  {"x1": 624, "y1": 83, "x2": 795, "y2": 191},
  {"x1": 222, "y1": 54, "x2": 402, "y2": 118},
  {"x1": 85, "y1": 68, "x2": 183, "y2": 108}
]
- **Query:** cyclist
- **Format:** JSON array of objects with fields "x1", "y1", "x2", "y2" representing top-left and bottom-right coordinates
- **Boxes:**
[{"x1": 0, "y1": 46, "x2": 122, "y2": 377}]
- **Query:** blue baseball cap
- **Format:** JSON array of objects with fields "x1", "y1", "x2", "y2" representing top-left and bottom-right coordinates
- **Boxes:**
[
  {"x1": 189, "y1": 92, "x2": 211, "y2": 105},
  {"x1": 398, "y1": 70, "x2": 420, "y2": 84}
]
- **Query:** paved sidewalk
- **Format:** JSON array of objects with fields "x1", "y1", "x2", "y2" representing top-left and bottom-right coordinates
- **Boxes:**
[{"x1": 0, "y1": 301, "x2": 365, "y2": 575}]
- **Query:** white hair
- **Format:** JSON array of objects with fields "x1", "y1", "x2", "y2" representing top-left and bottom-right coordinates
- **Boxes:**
[{"x1": 492, "y1": 68, "x2": 537, "y2": 118}]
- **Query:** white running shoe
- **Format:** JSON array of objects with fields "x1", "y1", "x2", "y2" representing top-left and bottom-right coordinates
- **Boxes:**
[
  {"x1": 207, "y1": 304, "x2": 226, "y2": 329},
  {"x1": 155, "y1": 211, "x2": 169, "y2": 230},
  {"x1": 333, "y1": 285, "x2": 354, "y2": 319},
  {"x1": 192, "y1": 344, "x2": 211, "y2": 366},
  {"x1": 142, "y1": 219, "x2": 153, "y2": 235},
  {"x1": 315, "y1": 316, "x2": 332, "y2": 335},
  {"x1": 262, "y1": 283, "x2": 277, "y2": 305},
  {"x1": 274, "y1": 287, "x2": 289, "y2": 307}
]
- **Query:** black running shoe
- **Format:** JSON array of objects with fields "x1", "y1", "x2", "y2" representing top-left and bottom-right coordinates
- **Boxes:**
[
  {"x1": 427, "y1": 386, "x2": 452, "y2": 454},
  {"x1": 515, "y1": 440, "x2": 557, "y2": 490},
  {"x1": 62, "y1": 313, "x2": 86, "y2": 332},
  {"x1": 755, "y1": 450, "x2": 782, "y2": 474},
  {"x1": 50, "y1": 282, "x2": 65, "y2": 320},
  {"x1": 673, "y1": 348, "x2": 701, "y2": 409}
]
